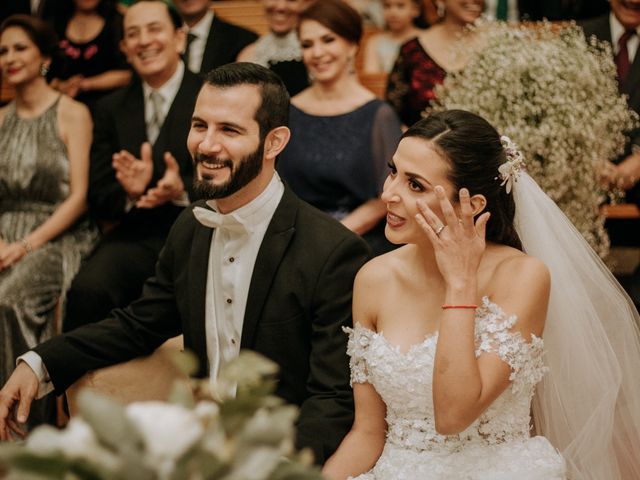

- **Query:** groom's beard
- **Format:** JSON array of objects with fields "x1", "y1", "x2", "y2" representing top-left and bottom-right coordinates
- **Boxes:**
[{"x1": 192, "y1": 141, "x2": 265, "y2": 200}]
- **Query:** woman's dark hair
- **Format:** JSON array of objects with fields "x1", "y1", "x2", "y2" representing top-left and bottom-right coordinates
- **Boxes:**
[
  {"x1": 53, "y1": 0, "x2": 119, "y2": 33},
  {"x1": 410, "y1": 0, "x2": 429, "y2": 28},
  {"x1": 0, "y1": 15, "x2": 59, "y2": 59},
  {"x1": 298, "y1": 0, "x2": 363, "y2": 45},
  {"x1": 403, "y1": 110, "x2": 523, "y2": 250}
]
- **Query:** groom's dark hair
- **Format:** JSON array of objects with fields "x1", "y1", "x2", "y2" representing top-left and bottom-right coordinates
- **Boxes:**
[
  {"x1": 203, "y1": 63, "x2": 290, "y2": 141},
  {"x1": 404, "y1": 110, "x2": 523, "y2": 251}
]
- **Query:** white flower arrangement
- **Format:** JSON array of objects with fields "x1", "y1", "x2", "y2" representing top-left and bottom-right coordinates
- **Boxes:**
[
  {"x1": 434, "y1": 21, "x2": 638, "y2": 258},
  {"x1": 0, "y1": 352, "x2": 324, "y2": 480}
]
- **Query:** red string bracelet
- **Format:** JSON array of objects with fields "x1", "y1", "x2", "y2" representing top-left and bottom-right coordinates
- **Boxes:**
[{"x1": 441, "y1": 304, "x2": 478, "y2": 310}]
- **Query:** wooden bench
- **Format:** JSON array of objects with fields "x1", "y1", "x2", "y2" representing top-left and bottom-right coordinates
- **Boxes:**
[
  {"x1": 212, "y1": 0, "x2": 266, "y2": 35},
  {"x1": 601, "y1": 203, "x2": 640, "y2": 219},
  {"x1": 66, "y1": 336, "x2": 187, "y2": 416}
]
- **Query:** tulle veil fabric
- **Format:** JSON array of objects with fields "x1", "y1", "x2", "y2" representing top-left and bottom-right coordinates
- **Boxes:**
[{"x1": 512, "y1": 173, "x2": 640, "y2": 480}]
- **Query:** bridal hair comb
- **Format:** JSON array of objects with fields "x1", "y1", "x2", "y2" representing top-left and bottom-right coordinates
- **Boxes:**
[{"x1": 497, "y1": 135, "x2": 526, "y2": 194}]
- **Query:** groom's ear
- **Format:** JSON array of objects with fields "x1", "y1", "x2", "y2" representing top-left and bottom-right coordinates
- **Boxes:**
[
  {"x1": 470, "y1": 194, "x2": 487, "y2": 217},
  {"x1": 263, "y1": 126, "x2": 290, "y2": 163}
]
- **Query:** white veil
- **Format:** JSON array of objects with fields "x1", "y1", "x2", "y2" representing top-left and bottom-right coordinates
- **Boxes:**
[{"x1": 512, "y1": 172, "x2": 640, "y2": 479}]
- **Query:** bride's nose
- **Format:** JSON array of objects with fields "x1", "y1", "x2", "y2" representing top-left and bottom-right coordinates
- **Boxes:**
[{"x1": 381, "y1": 177, "x2": 400, "y2": 203}]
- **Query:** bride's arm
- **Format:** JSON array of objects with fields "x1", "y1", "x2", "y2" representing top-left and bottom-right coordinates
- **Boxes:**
[
  {"x1": 417, "y1": 187, "x2": 549, "y2": 435},
  {"x1": 432, "y1": 257, "x2": 549, "y2": 435},
  {"x1": 322, "y1": 265, "x2": 388, "y2": 480},
  {"x1": 322, "y1": 382, "x2": 387, "y2": 480}
]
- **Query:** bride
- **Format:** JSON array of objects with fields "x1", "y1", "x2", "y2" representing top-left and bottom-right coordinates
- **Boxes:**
[{"x1": 322, "y1": 110, "x2": 640, "y2": 479}]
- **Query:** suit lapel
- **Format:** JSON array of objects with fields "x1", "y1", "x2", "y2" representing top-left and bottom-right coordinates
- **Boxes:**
[
  {"x1": 118, "y1": 80, "x2": 147, "y2": 153},
  {"x1": 188, "y1": 207, "x2": 214, "y2": 375},
  {"x1": 200, "y1": 17, "x2": 222, "y2": 74},
  {"x1": 240, "y1": 188, "x2": 298, "y2": 348},
  {"x1": 624, "y1": 49, "x2": 640, "y2": 108}
]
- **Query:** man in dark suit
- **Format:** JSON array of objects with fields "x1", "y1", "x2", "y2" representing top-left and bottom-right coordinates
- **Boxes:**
[
  {"x1": 62, "y1": 0, "x2": 202, "y2": 331},
  {"x1": 171, "y1": 0, "x2": 258, "y2": 74},
  {"x1": 580, "y1": 0, "x2": 640, "y2": 304},
  {"x1": 0, "y1": 62, "x2": 370, "y2": 463}
]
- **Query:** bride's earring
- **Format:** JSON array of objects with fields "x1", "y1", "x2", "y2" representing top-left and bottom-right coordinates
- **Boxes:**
[
  {"x1": 436, "y1": 1, "x2": 446, "y2": 18},
  {"x1": 40, "y1": 63, "x2": 49, "y2": 77}
]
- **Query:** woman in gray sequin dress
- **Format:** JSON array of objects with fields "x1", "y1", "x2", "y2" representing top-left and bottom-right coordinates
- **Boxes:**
[{"x1": 0, "y1": 15, "x2": 96, "y2": 425}]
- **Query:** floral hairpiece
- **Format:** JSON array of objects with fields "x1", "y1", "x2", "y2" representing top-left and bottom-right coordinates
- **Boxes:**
[{"x1": 497, "y1": 135, "x2": 526, "y2": 194}]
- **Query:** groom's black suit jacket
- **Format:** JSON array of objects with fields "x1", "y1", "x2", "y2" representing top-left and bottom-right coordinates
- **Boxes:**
[{"x1": 35, "y1": 187, "x2": 370, "y2": 463}]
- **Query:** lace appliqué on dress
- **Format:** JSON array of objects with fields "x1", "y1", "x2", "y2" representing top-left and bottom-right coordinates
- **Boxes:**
[
  {"x1": 474, "y1": 297, "x2": 547, "y2": 395},
  {"x1": 343, "y1": 324, "x2": 373, "y2": 385}
]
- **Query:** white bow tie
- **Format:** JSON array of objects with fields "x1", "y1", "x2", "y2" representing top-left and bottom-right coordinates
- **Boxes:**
[{"x1": 192, "y1": 206, "x2": 250, "y2": 234}]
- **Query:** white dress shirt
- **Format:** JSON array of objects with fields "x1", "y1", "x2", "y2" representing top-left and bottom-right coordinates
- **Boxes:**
[
  {"x1": 610, "y1": 13, "x2": 640, "y2": 63},
  {"x1": 21, "y1": 172, "x2": 284, "y2": 398},
  {"x1": 200, "y1": 172, "x2": 284, "y2": 379},
  {"x1": 186, "y1": 10, "x2": 214, "y2": 73}
]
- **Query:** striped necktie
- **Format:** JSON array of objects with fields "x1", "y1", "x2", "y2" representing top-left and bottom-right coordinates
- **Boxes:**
[{"x1": 147, "y1": 90, "x2": 164, "y2": 144}]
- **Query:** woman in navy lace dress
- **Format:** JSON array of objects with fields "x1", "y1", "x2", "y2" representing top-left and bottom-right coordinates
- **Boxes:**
[{"x1": 278, "y1": 0, "x2": 402, "y2": 255}]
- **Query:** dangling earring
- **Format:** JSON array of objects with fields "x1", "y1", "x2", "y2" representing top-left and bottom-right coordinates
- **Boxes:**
[
  {"x1": 39, "y1": 63, "x2": 49, "y2": 77},
  {"x1": 348, "y1": 55, "x2": 356, "y2": 75},
  {"x1": 436, "y1": 1, "x2": 445, "y2": 18}
]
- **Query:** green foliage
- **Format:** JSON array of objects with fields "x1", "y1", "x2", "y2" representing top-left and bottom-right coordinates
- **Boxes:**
[{"x1": 0, "y1": 352, "x2": 325, "y2": 480}]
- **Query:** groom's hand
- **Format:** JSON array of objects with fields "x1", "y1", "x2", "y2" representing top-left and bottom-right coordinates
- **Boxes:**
[{"x1": 0, "y1": 362, "x2": 39, "y2": 441}]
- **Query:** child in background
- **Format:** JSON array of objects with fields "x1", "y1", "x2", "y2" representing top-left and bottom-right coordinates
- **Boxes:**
[{"x1": 362, "y1": 0, "x2": 425, "y2": 73}]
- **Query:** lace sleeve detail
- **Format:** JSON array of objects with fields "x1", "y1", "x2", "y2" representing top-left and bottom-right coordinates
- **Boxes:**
[
  {"x1": 343, "y1": 324, "x2": 375, "y2": 386},
  {"x1": 474, "y1": 297, "x2": 547, "y2": 394}
]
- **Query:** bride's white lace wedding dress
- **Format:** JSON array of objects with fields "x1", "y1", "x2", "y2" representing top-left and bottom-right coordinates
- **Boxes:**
[{"x1": 346, "y1": 297, "x2": 566, "y2": 480}]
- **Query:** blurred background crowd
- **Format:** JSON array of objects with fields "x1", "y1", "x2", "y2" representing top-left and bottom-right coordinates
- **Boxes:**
[{"x1": 0, "y1": 0, "x2": 638, "y2": 427}]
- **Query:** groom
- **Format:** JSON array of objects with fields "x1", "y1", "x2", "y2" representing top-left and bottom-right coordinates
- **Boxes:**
[{"x1": 0, "y1": 63, "x2": 370, "y2": 463}]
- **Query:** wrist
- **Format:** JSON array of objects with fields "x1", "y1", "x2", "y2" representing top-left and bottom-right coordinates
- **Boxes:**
[
  {"x1": 444, "y1": 283, "x2": 477, "y2": 304},
  {"x1": 20, "y1": 238, "x2": 33, "y2": 255}
]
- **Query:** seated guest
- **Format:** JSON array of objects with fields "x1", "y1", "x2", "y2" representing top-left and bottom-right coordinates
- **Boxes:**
[
  {"x1": 580, "y1": 0, "x2": 640, "y2": 306},
  {"x1": 386, "y1": 0, "x2": 482, "y2": 127},
  {"x1": 63, "y1": 0, "x2": 201, "y2": 332},
  {"x1": 0, "y1": 63, "x2": 369, "y2": 464},
  {"x1": 0, "y1": 14, "x2": 96, "y2": 427},
  {"x1": 238, "y1": 0, "x2": 311, "y2": 96},
  {"x1": 277, "y1": 0, "x2": 403, "y2": 256},
  {"x1": 362, "y1": 0, "x2": 426, "y2": 74},
  {"x1": 171, "y1": 0, "x2": 258, "y2": 74},
  {"x1": 49, "y1": 0, "x2": 131, "y2": 111}
]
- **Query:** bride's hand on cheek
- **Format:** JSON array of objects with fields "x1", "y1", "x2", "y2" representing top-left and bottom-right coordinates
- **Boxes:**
[{"x1": 415, "y1": 186, "x2": 490, "y2": 289}]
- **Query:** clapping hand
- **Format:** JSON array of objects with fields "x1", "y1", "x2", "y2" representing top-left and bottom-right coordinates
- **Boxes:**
[
  {"x1": 415, "y1": 186, "x2": 490, "y2": 288},
  {"x1": 136, "y1": 152, "x2": 185, "y2": 209},
  {"x1": 112, "y1": 142, "x2": 154, "y2": 200}
]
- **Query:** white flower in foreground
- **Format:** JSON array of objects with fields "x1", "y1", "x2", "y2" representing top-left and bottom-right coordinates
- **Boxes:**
[
  {"x1": 126, "y1": 401, "x2": 204, "y2": 478},
  {"x1": 26, "y1": 418, "x2": 121, "y2": 470}
]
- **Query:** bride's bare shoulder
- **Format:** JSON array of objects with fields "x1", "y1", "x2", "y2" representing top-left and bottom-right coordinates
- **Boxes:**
[
  {"x1": 493, "y1": 250, "x2": 550, "y2": 290},
  {"x1": 355, "y1": 245, "x2": 411, "y2": 289}
]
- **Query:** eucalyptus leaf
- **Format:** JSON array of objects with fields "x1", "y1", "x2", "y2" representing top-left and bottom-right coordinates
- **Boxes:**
[
  {"x1": 169, "y1": 349, "x2": 200, "y2": 377},
  {"x1": 76, "y1": 390, "x2": 144, "y2": 455},
  {"x1": 168, "y1": 379, "x2": 196, "y2": 408}
]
